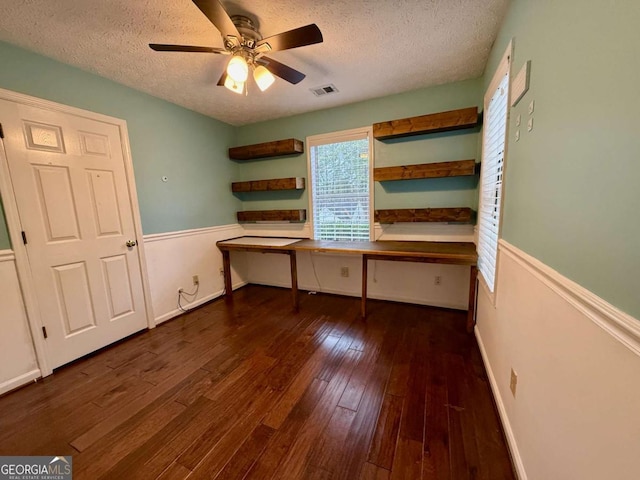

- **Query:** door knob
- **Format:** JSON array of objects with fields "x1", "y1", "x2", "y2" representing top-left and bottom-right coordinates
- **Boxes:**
[{"x1": 126, "y1": 240, "x2": 137, "y2": 248}]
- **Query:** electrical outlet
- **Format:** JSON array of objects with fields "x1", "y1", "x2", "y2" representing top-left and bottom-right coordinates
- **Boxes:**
[
  {"x1": 341, "y1": 267, "x2": 349, "y2": 278},
  {"x1": 510, "y1": 368, "x2": 518, "y2": 397},
  {"x1": 192, "y1": 275, "x2": 199, "y2": 285},
  {"x1": 434, "y1": 275, "x2": 442, "y2": 286},
  {"x1": 218, "y1": 268, "x2": 224, "y2": 277}
]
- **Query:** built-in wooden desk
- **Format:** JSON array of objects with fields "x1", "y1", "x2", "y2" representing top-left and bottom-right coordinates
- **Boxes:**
[
  {"x1": 216, "y1": 237, "x2": 479, "y2": 331},
  {"x1": 217, "y1": 237, "x2": 302, "y2": 311}
]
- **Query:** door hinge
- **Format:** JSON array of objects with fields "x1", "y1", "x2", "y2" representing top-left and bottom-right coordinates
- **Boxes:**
[
  {"x1": 42, "y1": 326, "x2": 48, "y2": 339},
  {"x1": 21, "y1": 231, "x2": 27, "y2": 245},
  {"x1": 0, "y1": 123, "x2": 4, "y2": 139}
]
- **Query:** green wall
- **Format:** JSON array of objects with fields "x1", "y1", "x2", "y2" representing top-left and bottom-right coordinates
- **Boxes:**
[
  {"x1": 0, "y1": 43, "x2": 481, "y2": 249},
  {"x1": 485, "y1": 0, "x2": 640, "y2": 318},
  {"x1": 0, "y1": 41, "x2": 238, "y2": 248},
  {"x1": 235, "y1": 79, "x2": 482, "y2": 214}
]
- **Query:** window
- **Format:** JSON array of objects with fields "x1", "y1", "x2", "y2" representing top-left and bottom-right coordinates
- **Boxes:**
[
  {"x1": 477, "y1": 45, "x2": 511, "y2": 293},
  {"x1": 308, "y1": 127, "x2": 373, "y2": 241}
]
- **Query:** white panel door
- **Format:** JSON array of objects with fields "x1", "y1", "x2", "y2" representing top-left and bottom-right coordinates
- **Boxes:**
[{"x1": 0, "y1": 99, "x2": 147, "y2": 369}]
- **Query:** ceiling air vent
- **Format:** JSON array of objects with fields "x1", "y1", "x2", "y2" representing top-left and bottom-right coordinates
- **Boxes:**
[{"x1": 310, "y1": 84, "x2": 339, "y2": 97}]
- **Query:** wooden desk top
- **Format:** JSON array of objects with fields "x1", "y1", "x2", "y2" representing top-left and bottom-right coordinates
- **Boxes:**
[
  {"x1": 217, "y1": 236, "x2": 302, "y2": 252},
  {"x1": 217, "y1": 237, "x2": 477, "y2": 265},
  {"x1": 295, "y1": 239, "x2": 477, "y2": 265}
]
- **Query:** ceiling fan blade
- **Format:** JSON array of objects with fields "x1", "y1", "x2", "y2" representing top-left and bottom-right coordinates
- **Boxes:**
[
  {"x1": 217, "y1": 71, "x2": 227, "y2": 86},
  {"x1": 258, "y1": 57, "x2": 306, "y2": 84},
  {"x1": 149, "y1": 44, "x2": 229, "y2": 54},
  {"x1": 256, "y1": 24, "x2": 323, "y2": 53},
  {"x1": 192, "y1": 0, "x2": 241, "y2": 40}
]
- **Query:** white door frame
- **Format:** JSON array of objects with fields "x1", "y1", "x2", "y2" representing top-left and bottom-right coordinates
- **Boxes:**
[{"x1": 0, "y1": 87, "x2": 156, "y2": 376}]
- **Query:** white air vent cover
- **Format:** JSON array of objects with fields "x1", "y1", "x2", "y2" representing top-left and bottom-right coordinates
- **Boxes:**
[{"x1": 311, "y1": 84, "x2": 339, "y2": 97}]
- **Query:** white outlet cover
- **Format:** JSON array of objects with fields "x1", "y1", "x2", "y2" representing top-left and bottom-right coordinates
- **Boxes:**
[{"x1": 527, "y1": 118, "x2": 534, "y2": 132}]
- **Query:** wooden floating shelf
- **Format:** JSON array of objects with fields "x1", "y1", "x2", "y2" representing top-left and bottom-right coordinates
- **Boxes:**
[
  {"x1": 237, "y1": 209, "x2": 307, "y2": 223},
  {"x1": 373, "y1": 107, "x2": 479, "y2": 140},
  {"x1": 229, "y1": 138, "x2": 304, "y2": 160},
  {"x1": 375, "y1": 207, "x2": 475, "y2": 224},
  {"x1": 374, "y1": 159, "x2": 478, "y2": 182},
  {"x1": 232, "y1": 177, "x2": 305, "y2": 193}
]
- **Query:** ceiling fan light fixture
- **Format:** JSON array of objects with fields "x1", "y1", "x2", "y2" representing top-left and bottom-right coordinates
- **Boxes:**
[
  {"x1": 254, "y1": 65, "x2": 275, "y2": 91},
  {"x1": 227, "y1": 55, "x2": 248, "y2": 82},
  {"x1": 150, "y1": 4, "x2": 323, "y2": 97},
  {"x1": 224, "y1": 76, "x2": 244, "y2": 94}
]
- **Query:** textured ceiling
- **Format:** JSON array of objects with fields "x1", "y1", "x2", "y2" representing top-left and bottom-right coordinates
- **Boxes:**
[{"x1": 0, "y1": 0, "x2": 510, "y2": 126}]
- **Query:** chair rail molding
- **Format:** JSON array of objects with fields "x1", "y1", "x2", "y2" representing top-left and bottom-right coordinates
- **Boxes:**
[
  {"x1": 142, "y1": 224, "x2": 243, "y2": 243},
  {"x1": 0, "y1": 249, "x2": 16, "y2": 262},
  {"x1": 499, "y1": 239, "x2": 640, "y2": 356}
]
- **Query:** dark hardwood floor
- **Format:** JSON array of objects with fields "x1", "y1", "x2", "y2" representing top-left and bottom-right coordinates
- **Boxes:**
[{"x1": 0, "y1": 285, "x2": 514, "y2": 479}]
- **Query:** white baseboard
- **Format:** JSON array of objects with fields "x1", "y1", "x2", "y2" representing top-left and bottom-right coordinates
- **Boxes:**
[
  {"x1": 475, "y1": 327, "x2": 527, "y2": 480},
  {"x1": 154, "y1": 281, "x2": 248, "y2": 325},
  {"x1": 0, "y1": 369, "x2": 41, "y2": 396},
  {"x1": 249, "y1": 279, "x2": 467, "y2": 311},
  {"x1": 143, "y1": 223, "x2": 247, "y2": 326},
  {"x1": 366, "y1": 290, "x2": 466, "y2": 310}
]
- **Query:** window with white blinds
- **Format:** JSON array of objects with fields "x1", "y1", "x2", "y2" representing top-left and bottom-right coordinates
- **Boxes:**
[
  {"x1": 308, "y1": 128, "x2": 372, "y2": 241},
  {"x1": 478, "y1": 53, "x2": 510, "y2": 292}
]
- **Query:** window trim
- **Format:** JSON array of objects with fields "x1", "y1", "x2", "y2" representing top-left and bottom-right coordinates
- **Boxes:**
[
  {"x1": 477, "y1": 41, "x2": 512, "y2": 303},
  {"x1": 306, "y1": 126, "x2": 374, "y2": 241}
]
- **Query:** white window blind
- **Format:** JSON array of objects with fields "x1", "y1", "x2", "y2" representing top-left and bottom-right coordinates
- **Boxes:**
[
  {"x1": 308, "y1": 129, "x2": 372, "y2": 241},
  {"x1": 478, "y1": 71, "x2": 509, "y2": 292}
]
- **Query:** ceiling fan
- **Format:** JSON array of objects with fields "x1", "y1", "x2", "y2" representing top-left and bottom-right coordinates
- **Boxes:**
[{"x1": 149, "y1": 0, "x2": 323, "y2": 94}]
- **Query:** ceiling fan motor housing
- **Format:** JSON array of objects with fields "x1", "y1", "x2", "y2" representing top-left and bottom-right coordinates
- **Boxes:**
[{"x1": 227, "y1": 15, "x2": 262, "y2": 51}]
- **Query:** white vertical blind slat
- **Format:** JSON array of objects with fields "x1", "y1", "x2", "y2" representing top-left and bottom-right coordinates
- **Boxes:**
[{"x1": 477, "y1": 73, "x2": 509, "y2": 292}]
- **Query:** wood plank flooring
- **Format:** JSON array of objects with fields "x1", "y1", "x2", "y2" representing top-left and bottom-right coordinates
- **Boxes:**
[{"x1": 0, "y1": 285, "x2": 515, "y2": 479}]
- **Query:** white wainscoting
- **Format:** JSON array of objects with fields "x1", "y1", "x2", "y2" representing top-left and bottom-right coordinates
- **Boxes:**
[
  {"x1": 0, "y1": 250, "x2": 40, "y2": 395},
  {"x1": 476, "y1": 240, "x2": 640, "y2": 480},
  {"x1": 142, "y1": 221, "x2": 474, "y2": 323},
  {"x1": 143, "y1": 224, "x2": 246, "y2": 325},
  {"x1": 240, "y1": 222, "x2": 473, "y2": 311}
]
